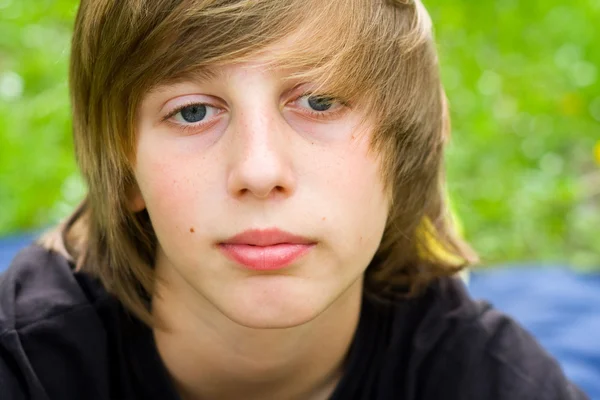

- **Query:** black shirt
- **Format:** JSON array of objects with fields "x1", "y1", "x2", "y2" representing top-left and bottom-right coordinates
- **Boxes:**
[{"x1": 0, "y1": 245, "x2": 589, "y2": 399}]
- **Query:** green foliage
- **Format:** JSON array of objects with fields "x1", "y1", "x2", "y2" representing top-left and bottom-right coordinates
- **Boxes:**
[
  {"x1": 0, "y1": 0, "x2": 598, "y2": 268},
  {"x1": 0, "y1": 0, "x2": 82, "y2": 235},
  {"x1": 430, "y1": 0, "x2": 600, "y2": 268}
]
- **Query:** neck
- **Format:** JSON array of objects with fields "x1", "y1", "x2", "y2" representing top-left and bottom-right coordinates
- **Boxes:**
[{"x1": 151, "y1": 270, "x2": 363, "y2": 400}]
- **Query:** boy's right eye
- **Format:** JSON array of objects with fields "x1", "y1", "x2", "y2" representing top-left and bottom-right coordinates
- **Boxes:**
[
  {"x1": 178, "y1": 104, "x2": 207, "y2": 123},
  {"x1": 171, "y1": 103, "x2": 222, "y2": 124},
  {"x1": 164, "y1": 103, "x2": 223, "y2": 128}
]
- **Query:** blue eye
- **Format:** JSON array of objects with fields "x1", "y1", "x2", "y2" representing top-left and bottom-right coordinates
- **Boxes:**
[
  {"x1": 179, "y1": 104, "x2": 207, "y2": 123},
  {"x1": 307, "y1": 95, "x2": 335, "y2": 111},
  {"x1": 296, "y1": 93, "x2": 342, "y2": 114}
]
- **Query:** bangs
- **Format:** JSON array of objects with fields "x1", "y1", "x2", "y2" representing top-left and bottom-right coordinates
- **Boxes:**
[{"x1": 115, "y1": 0, "x2": 435, "y2": 125}]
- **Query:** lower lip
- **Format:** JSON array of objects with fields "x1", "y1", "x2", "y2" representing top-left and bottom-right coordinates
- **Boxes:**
[{"x1": 218, "y1": 243, "x2": 315, "y2": 271}]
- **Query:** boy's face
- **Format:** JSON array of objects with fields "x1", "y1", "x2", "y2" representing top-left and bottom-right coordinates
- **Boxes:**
[{"x1": 134, "y1": 51, "x2": 390, "y2": 328}]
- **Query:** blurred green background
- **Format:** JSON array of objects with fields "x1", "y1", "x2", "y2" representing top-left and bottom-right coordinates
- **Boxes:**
[{"x1": 0, "y1": 0, "x2": 599, "y2": 269}]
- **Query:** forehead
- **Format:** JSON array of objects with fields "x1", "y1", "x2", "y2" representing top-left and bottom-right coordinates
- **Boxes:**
[
  {"x1": 146, "y1": 34, "x2": 335, "y2": 95},
  {"x1": 146, "y1": 29, "x2": 372, "y2": 104}
]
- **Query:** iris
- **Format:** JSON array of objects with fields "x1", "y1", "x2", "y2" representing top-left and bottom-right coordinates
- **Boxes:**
[
  {"x1": 180, "y1": 105, "x2": 207, "y2": 123},
  {"x1": 308, "y1": 96, "x2": 334, "y2": 112}
]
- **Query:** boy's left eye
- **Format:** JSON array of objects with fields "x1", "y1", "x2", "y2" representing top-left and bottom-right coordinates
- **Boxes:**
[{"x1": 296, "y1": 94, "x2": 341, "y2": 113}]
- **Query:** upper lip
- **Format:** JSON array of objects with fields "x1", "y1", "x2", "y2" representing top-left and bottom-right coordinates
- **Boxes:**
[{"x1": 221, "y1": 228, "x2": 315, "y2": 246}]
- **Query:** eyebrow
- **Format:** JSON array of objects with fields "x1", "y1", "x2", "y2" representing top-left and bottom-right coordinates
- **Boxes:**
[
  {"x1": 176, "y1": 67, "x2": 223, "y2": 83},
  {"x1": 147, "y1": 66, "x2": 224, "y2": 94}
]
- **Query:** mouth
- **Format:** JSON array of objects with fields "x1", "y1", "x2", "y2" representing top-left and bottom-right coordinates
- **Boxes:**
[{"x1": 218, "y1": 228, "x2": 316, "y2": 271}]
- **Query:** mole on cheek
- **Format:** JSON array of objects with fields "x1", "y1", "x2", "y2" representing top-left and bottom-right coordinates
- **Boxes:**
[{"x1": 190, "y1": 227, "x2": 195, "y2": 233}]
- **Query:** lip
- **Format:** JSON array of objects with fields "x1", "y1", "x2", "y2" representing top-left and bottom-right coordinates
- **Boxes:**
[{"x1": 218, "y1": 228, "x2": 316, "y2": 271}]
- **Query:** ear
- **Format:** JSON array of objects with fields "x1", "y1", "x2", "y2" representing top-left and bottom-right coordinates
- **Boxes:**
[{"x1": 127, "y1": 182, "x2": 146, "y2": 212}]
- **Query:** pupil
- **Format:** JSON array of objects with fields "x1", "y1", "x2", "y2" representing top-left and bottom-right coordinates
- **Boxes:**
[
  {"x1": 181, "y1": 105, "x2": 207, "y2": 123},
  {"x1": 308, "y1": 96, "x2": 333, "y2": 112}
]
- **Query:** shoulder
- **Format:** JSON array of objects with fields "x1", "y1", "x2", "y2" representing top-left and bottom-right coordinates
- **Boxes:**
[
  {"x1": 411, "y1": 277, "x2": 589, "y2": 400},
  {"x1": 0, "y1": 244, "x2": 94, "y2": 332},
  {"x1": 0, "y1": 244, "x2": 115, "y2": 400}
]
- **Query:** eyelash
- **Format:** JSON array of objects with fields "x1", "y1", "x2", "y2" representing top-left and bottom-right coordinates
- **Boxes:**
[
  {"x1": 296, "y1": 92, "x2": 348, "y2": 121},
  {"x1": 162, "y1": 102, "x2": 224, "y2": 134},
  {"x1": 162, "y1": 92, "x2": 349, "y2": 133}
]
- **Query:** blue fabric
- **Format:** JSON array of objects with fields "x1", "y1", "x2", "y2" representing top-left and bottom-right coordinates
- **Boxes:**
[
  {"x1": 469, "y1": 267, "x2": 600, "y2": 399},
  {"x1": 0, "y1": 236, "x2": 598, "y2": 398},
  {"x1": 0, "y1": 233, "x2": 36, "y2": 270}
]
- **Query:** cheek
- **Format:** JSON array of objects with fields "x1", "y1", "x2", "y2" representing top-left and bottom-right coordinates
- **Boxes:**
[
  {"x1": 327, "y1": 132, "x2": 387, "y2": 206},
  {"x1": 134, "y1": 142, "x2": 210, "y2": 241},
  {"x1": 138, "y1": 160, "x2": 185, "y2": 208},
  {"x1": 137, "y1": 164, "x2": 187, "y2": 239},
  {"x1": 316, "y1": 138, "x2": 389, "y2": 256}
]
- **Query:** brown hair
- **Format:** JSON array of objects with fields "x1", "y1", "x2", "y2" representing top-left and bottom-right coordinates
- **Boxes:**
[{"x1": 42, "y1": 0, "x2": 477, "y2": 325}]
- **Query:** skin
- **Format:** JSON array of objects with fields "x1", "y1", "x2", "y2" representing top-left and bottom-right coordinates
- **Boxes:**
[{"x1": 132, "y1": 48, "x2": 390, "y2": 399}]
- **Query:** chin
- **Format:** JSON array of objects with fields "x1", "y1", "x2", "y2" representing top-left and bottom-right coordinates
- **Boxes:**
[{"x1": 218, "y1": 276, "x2": 332, "y2": 329}]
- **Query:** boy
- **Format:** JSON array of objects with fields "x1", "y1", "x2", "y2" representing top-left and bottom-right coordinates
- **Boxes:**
[{"x1": 0, "y1": 0, "x2": 589, "y2": 399}]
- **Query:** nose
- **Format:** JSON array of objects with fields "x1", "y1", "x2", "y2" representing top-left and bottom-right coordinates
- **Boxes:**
[{"x1": 226, "y1": 109, "x2": 296, "y2": 200}]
